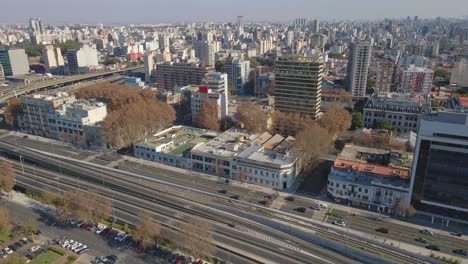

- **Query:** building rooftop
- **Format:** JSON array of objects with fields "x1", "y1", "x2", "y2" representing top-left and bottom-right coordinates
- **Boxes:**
[
  {"x1": 191, "y1": 129, "x2": 254, "y2": 157},
  {"x1": 334, "y1": 158, "x2": 409, "y2": 178},
  {"x1": 339, "y1": 144, "x2": 413, "y2": 169}
]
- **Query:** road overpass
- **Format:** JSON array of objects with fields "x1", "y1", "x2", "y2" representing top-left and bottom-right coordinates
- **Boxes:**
[{"x1": 0, "y1": 65, "x2": 143, "y2": 103}]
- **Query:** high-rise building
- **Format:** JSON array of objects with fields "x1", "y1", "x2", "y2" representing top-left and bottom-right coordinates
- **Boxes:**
[
  {"x1": 0, "y1": 49, "x2": 30, "y2": 76},
  {"x1": 225, "y1": 56, "x2": 250, "y2": 95},
  {"x1": 29, "y1": 18, "x2": 46, "y2": 34},
  {"x1": 254, "y1": 66, "x2": 275, "y2": 97},
  {"x1": 409, "y1": 111, "x2": 468, "y2": 220},
  {"x1": 294, "y1": 18, "x2": 307, "y2": 27},
  {"x1": 375, "y1": 60, "x2": 394, "y2": 93},
  {"x1": 154, "y1": 62, "x2": 214, "y2": 90},
  {"x1": 274, "y1": 55, "x2": 323, "y2": 120},
  {"x1": 144, "y1": 52, "x2": 155, "y2": 83},
  {"x1": 158, "y1": 34, "x2": 170, "y2": 50},
  {"x1": 310, "y1": 19, "x2": 320, "y2": 33},
  {"x1": 42, "y1": 45, "x2": 64, "y2": 71},
  {"x1": 0, "y1": 64, "x2": 5, "y2": 84},
  {"x1": 401, "y1": 66, "x2": 434, "y2": 95},
  {"x1": 194, "y1": 40, "x2": 215, "y2": 66},
  {"x1": 66, "y1": 45, "x2": 99, "y2": 75},
  {"x1": 450, "y1": 58, "x2": 468, "y2": 88},
  {"x1": 347, "y1": 42, "x2": 372, "y2": 98},
  {"x1": 286, "y1": 31, "x2": 294, "y2": 47},
  {"x1": 237, "y1": 16, "x2": 244, "y2": 35}
]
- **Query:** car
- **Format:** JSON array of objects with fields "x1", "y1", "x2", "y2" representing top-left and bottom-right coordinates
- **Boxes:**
[
  {"x1": 77, "y1": 248, "x2": 89, "y2": 254},
  {"x1": 96, "y1": 225, "x2": 107, "y2": 234},
  {"x1": 376, "y1": 227, "x2": 390, "y2": 234},
  {"x1": 20, "y1": 237, "x2": 29, "y2": 244},
  {"x1": 415, "y1": 237, "x2": 427, "y2": 243},
  {"x1": 74, "y1": 245, "x2": 87, "y2": 253},
  {"x1": 4, "y1": 248, "x2": 13, "y2": 254},
  {"x1": 452, "y1": 232, "x2": 463, "y2": 237},
  {"x1": 196, "y1": 260, "x2": 203, "y2": 264},
  {"x1": 319, "y1": 203, "x2": 328, "y2": 209},
  {"x1": 453, "y1": 249, "x2": 468, "y2": 256},
  {"x1": 17, "y1": 240, "x2": 27, "y2": 246},
  {"x1": 71, "y1": 243, "x2": 83, "y2": 251},
  {"x1": 23, "y1": 135, "x2": 28, "y2": 139},
  {"x1": 228, "y1": 223, "x2": 235, "y2": 228},
  {"x1": 295, "y1": 207, "x2": 307, "y2": 213},
  {"x1": 230, "y1": 195, "x2": 240, "y2": 200},
  {"x1": 420, "y1": 229, "x2": 434, "y2": 235},
  {"x1": 29, "y1": 246, "x2": 41, "y2": 253},
  {"x1": 311, "y1": 205, "x2": 321, "y2": 211},
  {"x1": 218, "y1": 189, "x2": 227, "y2": 194},
  {"x1": 8, "y1": 245, "x2": 19, "y2": 251},
  {"x1": 285, "y1": 196, "x2": 295, "y2": 202},
  {"x1": 426, "y1": 245, "x2": 440, "y2": 251},
  {"x1": 175, "y1": 255, "x2": 184, "y2": 264},
  {"x1": 332, "y1": 221, "x2": 346, "y2": 227}
]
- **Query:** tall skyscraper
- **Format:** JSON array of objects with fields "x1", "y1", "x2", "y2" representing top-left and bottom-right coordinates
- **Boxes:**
[
  {"x1": 0, "y1": 49, "x2": 30, "y2": 76},
  {"x1": 408, "y1": 111, "x2": 468, "y2": 220},
  {"x1": 310, "y1": 19, "x2": 320, "y2": 33},
  {"x1": 42, "y1": 45, "x2": 64, "y2": 71},
  {"x1": 225, "y1": 56, "x2": 250, "y2": 95},
  {"x1": 346, "y1": 41, "x2": 372, "y2": 98},
  {"x1": 401, "y1": 66, "x2": 434, "y2": 95},
  {"x1": 194, "y1": 40, "x2": 215, "y2": 66},
  {"x1": 29, "y1": 18, "x2": 46, "y2": 34},
  {"x1": 274, "y1": 55, "x2": 323, "y2": 120},
  {"x1": 237, "y1": 16, "x2": 244, "y2": 35}
]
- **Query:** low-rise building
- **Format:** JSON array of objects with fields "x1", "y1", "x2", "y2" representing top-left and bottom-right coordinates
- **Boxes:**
[
  {"x1": 363, "y1": 93, "x2": 429, "y2": 133},
  {"x1": 327, "y1": 144, "x2": 412, "y2": 214}
]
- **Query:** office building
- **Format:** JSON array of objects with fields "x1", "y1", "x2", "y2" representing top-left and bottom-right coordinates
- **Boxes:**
[
  {"x1": 347, "y1": 42, "x2": 372, "y2": 98},
  {"x1": 375, "y1": 60, "x2": 394, "y2": 93},
  {"x1": 401, "y1": 66, "x2": 434, "y2": 95},
  {"x1": 154, "y1": 62, "x2": 214, "y2": 90},
  {"x1": 194, "y1": 40, "x2": 215, "y2": 66},
  {"x1": 144, "y1": 52, "x2": 155, "y2": 83},
  {"x1": 0, "y1": 49, "x2": 30, "y2": 76},
  {"x1": 225, "y1": 56, "x2": 250, "y2": 95},
  {"x1": 274, "y1": 55, "x2": 323, "y2": 120},
  {"x1": 18, "y1": 92, "x2": 76, "y2": 137},
  {"x1": 66, "y1": 45, "x2": 99, "y2": 75},
  {"x1": 450, "y1": 58, "x2": 468, "y2": 88},
  {"x1": 310, "y1": 19, "x2": 320, "y2": 33},
  {"x1": 254, "y1": 66, "x2": 275, "y2": 97},
  {"x1": 42, "y1": 45, "x2": 64, "y2": 71},
  {"x1": 29, "y1": 18, "x2": 46, "y2": 34},
  {"x1": 363, "y1": 93, "x2": 428, "y2": 133},
  {"x1": 202, "y1": 72, "x2": 229, "y2": 101},
  {"x1": 409, "y1": 111, "x2": 468, "y2": 220},
  {"x1": 327, "y1": 144, "x2": 412, "y2": 213}
]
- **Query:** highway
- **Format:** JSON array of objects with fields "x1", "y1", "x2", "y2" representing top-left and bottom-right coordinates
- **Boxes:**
[
  {"x1": 0, "y1": 65, "x2": 143, "y2": 102},
  {"x1": 2, "y1": 133, "x2": 440, "y2": 263}
]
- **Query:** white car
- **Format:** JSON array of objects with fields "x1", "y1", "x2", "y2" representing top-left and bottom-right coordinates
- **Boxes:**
[
  {"x1": 311, "y1": 205, "x2": 321, "y2": 211},
  {"x1": 95, "y1": 225, "x2": 107, "y2": 234},
  {"x1": 420, "y1": 229, "x2": 434, "y2": 235},
  {"x1": 28, "y1": 246, "x2": 41, "y2": 253},
  {"x1": 73, "y1": 245, "x2": 87, "y2": 253},
  {"x1": 319, "y1": 203, "x2": 328, "y2": 209},
  {"x1": 3, "y1": 248, "x2": 13, "y2": 255},
  {"x1": 332, "y1": 220, "x2": 346, "y2": 227},
  {"x1": 70, "y1": 243, "x2": 82, "y2": 251}
]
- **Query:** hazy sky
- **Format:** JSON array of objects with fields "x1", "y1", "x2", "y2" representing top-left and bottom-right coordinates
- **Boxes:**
[{"x1": 2, "y1": 0, "x2": 467, "y2": 24}]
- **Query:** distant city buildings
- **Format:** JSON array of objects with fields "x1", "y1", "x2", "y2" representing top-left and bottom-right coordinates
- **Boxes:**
[
  {"x1": 0, "y1": 49, "x2": 29, "y2": 76},
  {"x1": 194, "y1": 40, "x2": 215, "y2": 66},
  {"x1": 225, "y1": 56, "x2": 250, "y2": 95},
  {"x1": 450, "y1": 58, "x2": 468, "y2": 88},
  {"x1": 274, "y1": 55, "x2": 323, "y2": 120},
  {"x1": 347, "y1": 42, "x2": 372, "y2": 98}
]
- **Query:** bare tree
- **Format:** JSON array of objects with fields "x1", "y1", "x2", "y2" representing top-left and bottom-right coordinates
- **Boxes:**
[
  {"x1": 319, "y1": 106, "x2": 352, "y2": 135},
  {"x1": 0, "y1": 160, "x2": 16, "y2": 195},
  {"x1": 395, "y1": 200, "x2": 417, "y2": 218},
  {"x1": 196, "y1": 101, "x2": 219, "y2": 131},
  {"x1": 271, "y1": 111, "x2": 314, "y2": 136},
  {"x1": 132, "y1": 211, "x2": 161, "y2": 247},
  {"x1": 236, "y1": 101, "x2": 268, "y2": 133},
  {"x1": 3, "y1": 98, "x2": 22, "y2": 127},
  {"x1": 179, "y1": 217, "x2": 215, "y2": 259},
  {"x1": 294, "y1": 124, "x2": 332, "y2": 172},
  {"x1": 0, "y1": 207, "x2": 10, "y2": 234},
  {"x1": 60, "y1": 190, "x2": 112, "y2": 224},
  {"x1": 21, "y1": 219, "x2": 38, "y2": 235}
]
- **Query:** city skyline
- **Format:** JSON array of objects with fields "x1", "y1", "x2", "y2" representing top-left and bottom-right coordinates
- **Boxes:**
[{"x1": 1, "y1": 0, "x2": 468, "y2": 24}]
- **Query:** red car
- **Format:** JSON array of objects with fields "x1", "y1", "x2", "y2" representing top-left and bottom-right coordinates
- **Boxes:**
[
  {"x1": 376, "y1": 227, "x2": 389, "y2": 234},
  {"x1": 175, "y1": 256, "x2": 184, "y2": 264},
  {"x1": 196, "y1": 260, "x2": 203, "y2": 264}
]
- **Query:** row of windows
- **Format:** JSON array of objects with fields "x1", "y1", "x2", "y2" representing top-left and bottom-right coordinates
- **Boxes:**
[
  {"x1": 328, "y1": 180, "x2": 369, "y2": 193},
  {"x1": 240, "y1": 166, "x2": 279, "y2": 178}
]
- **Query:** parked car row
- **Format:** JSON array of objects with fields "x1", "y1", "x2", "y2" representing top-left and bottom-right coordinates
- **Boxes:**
[
  {"x1": 53, "y1": 237, "x2": 89, "y2": 254},
  {"x1": 0, "y1": 237, "x2": 29, "y2": 259}
]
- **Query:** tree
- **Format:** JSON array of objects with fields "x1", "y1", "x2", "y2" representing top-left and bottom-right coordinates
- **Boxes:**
[
  {"x1": 0, "y1": 160, "x2": 16, "y2": 195},
  {"x1": 60, "y1": 190, "x2": 112, "y2": 224},
  {"x1": 249, "y1": 58, "x2": 259, "y2": 69},
  {"x1": 215, "y1": 60, "x2": 225, "y2": 73},
  {"x1": 179, "y1": 217, "x2": 215, "y2": 259},
  {"x1": 219, "y1": 116, "x2": 236, "y2": 131},
  {"x1": 196, "y1": 101, "x2": 219, "y2": 131},
  {"x1": 56, "y1": 40, "x2": 82, "y2": 54},
  {"x1": 132, "y1": 211, "x2": 161, "y2": 247},
  {"x1": 319, "y1": 107, "x2": 352, "y2": 135},
  {"x1": 270, "y1": 111, "x2": 314, "y2": 136},
  {"x1": 395, "y1": 201, "x2": 416, "y2": 218},
  {"x1": 0, "y1": 207, "x2": 10, "y2": 234},
  {"x1": 434, "y1": 69, "x2": 449, "y2": 78},
  {"x1": 374, "y1": 120, "x2": 392, "y2": 130},
  {"x1": 236, "y1": 101, "x2": 268, "y2": 133},
  {"x1": 294, "y1": 124, "x2": 332, "y2": 172},
  {"x1": 21, "y1": 219, "x2": 38, "y2": 235},
  {"x1": 3, "y1": 98, "x2": 22, "y2": 127},
  {"x1": 351, "y1": 112, "x2": 364, "y2": 129}
]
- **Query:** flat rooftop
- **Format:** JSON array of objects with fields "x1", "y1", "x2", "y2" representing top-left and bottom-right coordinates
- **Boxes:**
[{"x1": 191, "y1": 129, "x2": 254, "y2": 157}]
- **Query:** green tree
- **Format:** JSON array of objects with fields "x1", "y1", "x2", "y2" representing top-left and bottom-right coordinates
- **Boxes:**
[
  {"x1": 352, "y1": 112, "x2": 364, "y2": 129},
  {"x1": 56, "y1": 40, "x2": 82, "y2": 54},
  {"x1": 23, "y1": 44, "x2": 43, "y2": 57},
  {"x1": 434, "y1": 69, "x2": 449, "y2": 78},
  {"x1": 215, "y1": 60, "x2": 225, "y2": 73},
  {"x1": 249, "y1": 58, "x2": 259, "y2": 69},
  {"x1": 374, "y1": 120, "x2": 392, "y2": 130}
]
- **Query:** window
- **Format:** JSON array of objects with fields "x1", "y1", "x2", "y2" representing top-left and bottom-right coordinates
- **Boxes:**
[
  {"x1": 343, "y1": 185, "x2": 346, "y2": 189},
  {"x1": 336, "y1": 183, "x2": 340, "y2": 188},
  {"x1": 365, "y1": 189, "x2": 368, "y2": 193},
  {"x1": 358, "y1": 187, "x2": 362, "y2": 192},
  {"x1": 330, "y1": 182, "x2": 334, "y2": 186}
]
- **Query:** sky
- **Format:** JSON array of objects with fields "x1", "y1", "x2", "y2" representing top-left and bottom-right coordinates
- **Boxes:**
[{"x1": 2, "y1": 0, "x2": 467, "y2": 24}]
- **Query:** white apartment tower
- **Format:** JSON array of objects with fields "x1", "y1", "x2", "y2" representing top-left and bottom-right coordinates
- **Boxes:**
[
  {"x1": 42, "y1": 45, "x2": 64, "y2": 71},
  {"x1": 347, "y1": 42, "x2": 372, "y2": 98}
]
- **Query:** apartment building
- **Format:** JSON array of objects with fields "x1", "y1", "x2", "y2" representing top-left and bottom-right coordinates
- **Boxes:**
[
  {"x1": 347, "y1": 42, "x2": 372, "y2": 98},
  {"x1": 154, "y1": 62, "x2": 214, "y2": 90},
  {"x1": 401, "y1": 66, "x2": 434, "y2": 95}
]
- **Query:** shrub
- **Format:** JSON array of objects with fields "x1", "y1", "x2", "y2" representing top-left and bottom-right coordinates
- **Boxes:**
[{"x1": 48, "y1": 246, "x2": 65, "y2": 256}]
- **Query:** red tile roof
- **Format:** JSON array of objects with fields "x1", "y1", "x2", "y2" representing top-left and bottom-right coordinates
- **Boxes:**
[{"x1": 334, "y1": 158, "x2": 410, "y2": 178}]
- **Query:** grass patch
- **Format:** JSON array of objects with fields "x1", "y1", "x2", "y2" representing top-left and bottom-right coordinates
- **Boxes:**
[
  {"x1": 160, "y1": 238, "x2": 177, "y2": 250},
  {"x1": 30, "y1": 250, "x2": 62, "y2": 264},
  {"x1": 64, "y1": 255, "x2": 77, "y2": 264},
  {"x1": 47, "y1": 246, "x2": 65, "y2": 256},
  {"x1": 0, "y1": 231, "x2": 9, "y2": 242},
  {"x1": 101, "y1": 219, "x2": 132, "y2": 233}
]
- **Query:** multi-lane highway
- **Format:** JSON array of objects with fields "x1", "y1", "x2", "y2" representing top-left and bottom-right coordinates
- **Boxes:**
[
  {"x1": 0, "y1": 131, "x2": 456, "y2": 264},
  {"x1": 0, "y1": 65, "x2": 143, "y2": 102}
]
